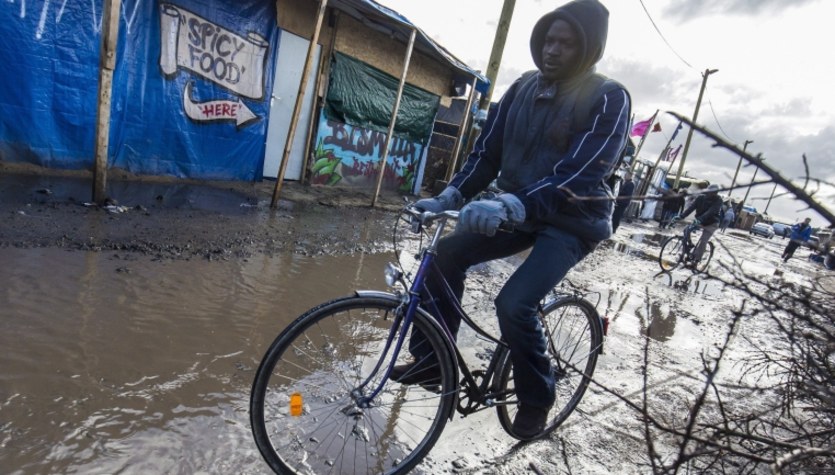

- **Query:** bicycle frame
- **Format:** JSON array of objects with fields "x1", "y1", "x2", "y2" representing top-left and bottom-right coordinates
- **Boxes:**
[{"x1": 356, "y1": 209, "x2": 514, "y2": 412}]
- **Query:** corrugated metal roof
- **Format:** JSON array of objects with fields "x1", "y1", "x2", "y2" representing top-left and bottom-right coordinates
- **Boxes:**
[{"x1": 328, "y1": 0, "x2": 490, "y2": 94}]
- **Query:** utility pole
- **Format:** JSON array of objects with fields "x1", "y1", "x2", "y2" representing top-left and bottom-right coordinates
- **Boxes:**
[
  {"x1": 673, "y1": 68, "x2": 718, "y2": 189},
  {"x1": 741, "y1": 156, "x2": 765, "y2": 210},
  {"x1": 455, "y1": 0, "x2": 514, "y2": 173},
  {"x1": 728, "y1": 139, "x2": 753, "y2": 198},
  {"x1": 764, "y1": 182, "x2": 778, "y2": 214},
  {"x1": 478, "y1": 0, "x2": 515, "y2": 111}
]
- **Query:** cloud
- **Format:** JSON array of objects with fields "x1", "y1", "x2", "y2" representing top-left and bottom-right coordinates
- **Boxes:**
[{"x1": 662, "y1": 0, "x2": 819, "y2": 22}]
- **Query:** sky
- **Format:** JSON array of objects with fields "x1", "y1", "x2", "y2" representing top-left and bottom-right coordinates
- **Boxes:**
[{"x1": 376, "y1": 0, "x2": 835, "y2": 226}]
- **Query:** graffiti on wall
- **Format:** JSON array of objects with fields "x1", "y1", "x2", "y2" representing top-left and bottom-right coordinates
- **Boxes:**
[
  {"x1": 160, "y1": 3, "x2": 267, "y2": 127},
  {"x1": 312, "y1": 114, "x2": 423, "y2": 193}
]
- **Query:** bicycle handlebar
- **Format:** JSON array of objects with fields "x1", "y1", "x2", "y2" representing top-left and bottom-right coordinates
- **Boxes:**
[{"x1": 404, "y1": 205, "x2": 515, "y2": 233}]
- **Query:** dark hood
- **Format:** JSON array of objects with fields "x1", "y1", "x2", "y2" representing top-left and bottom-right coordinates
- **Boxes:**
[{"x1": 530, "y1": 0, "x2": 609, "y2": 78}]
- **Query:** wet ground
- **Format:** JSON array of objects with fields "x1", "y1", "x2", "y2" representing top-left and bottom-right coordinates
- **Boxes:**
[{"x1": 1, "y1": 168, "x2": 833, "y2": 474}]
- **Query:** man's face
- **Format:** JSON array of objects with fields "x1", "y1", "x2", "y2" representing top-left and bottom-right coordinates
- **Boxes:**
[{"x1": 541, "y1": 19, "x2": 580, "y2": 81}]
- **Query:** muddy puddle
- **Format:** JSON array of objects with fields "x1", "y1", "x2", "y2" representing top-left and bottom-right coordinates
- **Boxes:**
[
  {"x1": 2, "y1": 220, "x2": 831, "y2": 474},
  {"x1": 0, "y1": 247, "x2": 394, "y2": 474},
  {"x1": 0, "y1": 244, "x2": 727, "y2": 475}
]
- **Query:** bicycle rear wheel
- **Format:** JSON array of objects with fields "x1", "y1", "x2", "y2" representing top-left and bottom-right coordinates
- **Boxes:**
[
  {"x1": 659, "y1": 236, "x2": 684, "y2": 271},
  {"x1": 250, "y1": 295, "x2": 457, "y2": 475},
  {"x1": 494, "y1": 296, "x2": 603, "y2": 439}
]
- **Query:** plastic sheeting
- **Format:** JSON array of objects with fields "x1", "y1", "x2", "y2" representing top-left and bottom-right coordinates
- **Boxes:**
[
  {"x1": 0, "y1": 2, "x2": 100, "y2": 168},
  {"x1": 0, "y1": 1, "x2": 279, "y2": 181},
  {"x1": 325, "y1": 52, "x2": 439, "y2": 144}
]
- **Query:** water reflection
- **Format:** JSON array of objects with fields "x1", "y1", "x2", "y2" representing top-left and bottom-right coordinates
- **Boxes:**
[
  {"x1": 635, "y1": 299, "x2": 677, "y2": 342},
  {"x1": 0, "y1": 247, "x2": 392, "y2": 474},
  {"x1": 629, "y1": 232, "x2": 668, "y2": 247},
  {"x1": 653, "y1": 271, "x2": 723, "y2": 297}
]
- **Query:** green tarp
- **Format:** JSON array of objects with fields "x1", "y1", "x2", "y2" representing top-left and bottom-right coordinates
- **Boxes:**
[{"x1": 325, "y1": 52, "x2": 439, "y2": 143}]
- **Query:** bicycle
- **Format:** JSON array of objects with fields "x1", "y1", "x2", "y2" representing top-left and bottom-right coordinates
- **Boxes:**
[
  {"x1": 658, "y1": 220, "x2": 715, "y2": 272},
  {"x1": 250, "y1": 206, "x2": 607, "y2": 475}
]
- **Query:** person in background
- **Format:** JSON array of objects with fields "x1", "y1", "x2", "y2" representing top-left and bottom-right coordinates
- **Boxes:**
[
  {"x1": 781, "y1": 217, "x2": 813, "y2": 262},
  {"x1": 391, "y1": 0, "x2": 631, "y2": 440},
  {"x1": 612, "y1": 171, "x2": 634, "y2": 232},
  {"x1": 720, "y1": 202, "x2": 735, "y2": 233},
  {"x1": 675, "y1": 184, "x2": 723, "y2": 266},
  {"x1": 808, "y1": 232, "x2": 833, "y2": 269},
  {"x1": 659, "y1": 187, "x2": 684, "y2": 228}
]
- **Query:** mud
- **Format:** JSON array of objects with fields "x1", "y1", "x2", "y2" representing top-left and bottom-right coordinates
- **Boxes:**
[{"x1": 1, "y1": 166, "x2": 833, "y2": 474}]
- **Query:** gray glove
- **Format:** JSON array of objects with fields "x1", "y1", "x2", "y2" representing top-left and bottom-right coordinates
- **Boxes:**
[
  {"x1": 458, "y1": 200, "x2": 507, "y2": 236},
  {"x1": 413, "y1": 186, "x2": 463, "y2": 213},
  {"x1": 457, "y1": 194, "x2": 525, "y2": 237}
]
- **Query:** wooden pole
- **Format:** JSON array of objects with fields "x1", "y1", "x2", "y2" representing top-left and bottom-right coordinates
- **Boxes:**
[
  {"x1": 673, "y1": 68, "x2": 718, "y2": 189},
  {"x1": 444, "y1": 76, "x2": 479, "y2": 183},
  {"x1": 478, "y1": 0, "x2": 515, "y2": 111},
  {"x1": 271, "y1": 0, "x2": 328, "y2": 208},
  {"x1": 727, "y1": 139, "x2": 753, "y2": 197},
  {"x1": 371, "y1": 28, "x2": 416, "y2": 207},
  {"x1": 92, "y1": 0, "x2": 122, "y2": 204}
]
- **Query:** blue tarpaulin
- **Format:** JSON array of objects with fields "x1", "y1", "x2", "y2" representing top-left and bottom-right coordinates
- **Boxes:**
[{"x1": 0, "y1": 0, "x2": 279, "y2": 181}]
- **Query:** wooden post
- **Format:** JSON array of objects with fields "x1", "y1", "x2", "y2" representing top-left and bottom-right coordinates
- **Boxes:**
[
  {"x1": 673, "y1": 68, "x2": 718, "y2": 189},
  {"x1": 370, "y1": 28, "x2": 416, "y2": 207},
  {"x1": 271, "y1": 0, "x2": 328, "y2": 208},
  {"x1": 92, "y1": 0, "x2": 122, "y2": 204},
  {"x1": 478, "y1": 0, "x2": 515, "y2": 111},
  {"x1": 728, "y1": 139, "x2": 753, "y2": 197},
  {"x1": 444, "y1": 76, "x2": 479, "y2": 183}
]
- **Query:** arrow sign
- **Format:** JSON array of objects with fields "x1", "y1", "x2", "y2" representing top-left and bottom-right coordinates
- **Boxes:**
[{"x1": 183, "y1": 81, "x2": 258, "y2": 128}]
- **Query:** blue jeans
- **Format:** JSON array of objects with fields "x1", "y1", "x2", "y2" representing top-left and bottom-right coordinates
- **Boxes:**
[{"x1": 410, "y1": 225, "x2": 593, "y2": 409}]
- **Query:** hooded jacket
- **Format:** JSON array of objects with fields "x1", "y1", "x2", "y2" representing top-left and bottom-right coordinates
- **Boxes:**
[
  {"x1": 448, "y1": 0, "x2": 631, "y2": 242},
  {"x1": 680, "y1": 192, "x2": 723, "y2": 226}
]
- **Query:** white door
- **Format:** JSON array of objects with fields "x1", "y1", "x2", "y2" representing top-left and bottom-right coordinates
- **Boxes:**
[{"x1": 263, "y1": 30, "x2": 321, "y2": 180}]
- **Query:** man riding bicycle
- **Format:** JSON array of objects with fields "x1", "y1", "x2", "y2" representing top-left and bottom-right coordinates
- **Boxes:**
[
  {"x1": 392, "y1": 0, "x2": 630, "y2": 439},
  {"x1": 673, "y1": 184, "x2": 723, "y2": 266}
]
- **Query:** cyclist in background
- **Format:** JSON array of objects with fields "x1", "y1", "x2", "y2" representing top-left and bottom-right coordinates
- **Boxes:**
[
  {"x1": 393, "y1": 0, "x2": 630, "y2": 439},
  {"x1": 675, "y1": 184, "x2": 723, "y2": 266}
]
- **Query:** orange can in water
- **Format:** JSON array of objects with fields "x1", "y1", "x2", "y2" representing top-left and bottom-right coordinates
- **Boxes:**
[{"x1": 290, "y1": 392, "x2": 303, "y2": 416}]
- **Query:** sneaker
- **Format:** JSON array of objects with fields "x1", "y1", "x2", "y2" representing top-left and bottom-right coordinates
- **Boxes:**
[
  {"x1": 512, "y1": 404, "x2": 550, "y2": 440},
  {"x1": 389, "y1": 361, "x2": 441, "y2": 386}
]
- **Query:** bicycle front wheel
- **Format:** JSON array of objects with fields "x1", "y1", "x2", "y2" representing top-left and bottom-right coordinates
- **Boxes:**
[
  {"x1": 659, "y1": 236, "x2": 684, "y2": 271},
  {"x1": 494, "y1": 296, "x2": 603, "y2": 439},
  {"x1": 250, "y1": 295, "x2": 457, "y2": 475}
]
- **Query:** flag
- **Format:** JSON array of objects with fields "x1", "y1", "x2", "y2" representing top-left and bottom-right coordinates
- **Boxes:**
[
  {"x1": 630, "y1": 117, "x2": 653, "y2": 137},
  {"x1": 665, "y1": 144, "x2": 683, "y2": 162},
  {"x1": 669, "y1": 121, "x2": 683, "y2": 142}
]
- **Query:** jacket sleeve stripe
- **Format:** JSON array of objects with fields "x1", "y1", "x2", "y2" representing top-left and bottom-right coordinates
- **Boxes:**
[{"x1": 456, "y1": 95, "x2": 509, "y2": 191}]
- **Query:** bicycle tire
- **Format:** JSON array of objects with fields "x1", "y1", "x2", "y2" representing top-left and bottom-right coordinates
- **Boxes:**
[
  {"x1": 250, "y1": 295, "x2": 457, "y2": 475},
  {"x1": 659, "y1": 235, "x2": 685, "y2": 271},
  {"x1": 695, "y1": 241, "x2": 715, "y2": 272},
  {"x1": 494, "y1": 296, "x2": 603, "y2": 440}
]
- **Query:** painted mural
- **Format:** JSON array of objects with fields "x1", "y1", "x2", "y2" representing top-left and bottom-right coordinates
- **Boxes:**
[{"x1": 312, "y1": 113, "x2": 424, "y2": 194}]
